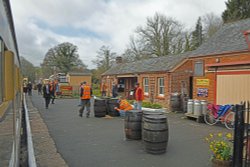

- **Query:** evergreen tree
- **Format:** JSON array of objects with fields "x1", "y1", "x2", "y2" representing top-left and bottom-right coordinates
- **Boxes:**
[
  {"x1": 222, "y1": 0, "x2": 250, "y2": 23},
  {"x1": 184, "y1": 33, "x2": 191, "y2": 52},
  {"x1": 191, "y1": 17, "x2": 203, "y2": 50}
]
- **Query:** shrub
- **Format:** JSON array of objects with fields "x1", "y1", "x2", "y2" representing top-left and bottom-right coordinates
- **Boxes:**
[{"x1": 142, "y1": 102, "x2": 162, "y2": 109}]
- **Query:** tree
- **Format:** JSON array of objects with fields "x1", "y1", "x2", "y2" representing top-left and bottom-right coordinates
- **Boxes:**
[
  {"x1": 92, "y1": 45, "x2": 117, "y2": 71},
  {"x1": 128, "y1": 13, "x2": 185, "y2": 58},
  {"x1": 41, "y1": 42, "x2": 86, "y2": 77},
  {"x1": 92, "y1": 46, "x2": 117, "y2": 84},
  {"x1": 184, "y1": 33, "x2": 192, "y2": 52},
  {"x1": 202, "y1": 13, "x2": 223, "y2": 39},
  {"x1": 222, "y1": 0, "x2": 250, "y2": 23},
  {"x1": 190, "y1": 17, "x2": 203, "y2": 50},
  {"x1": 20, "y1": 56, "x2": 36, "y2": 82}
]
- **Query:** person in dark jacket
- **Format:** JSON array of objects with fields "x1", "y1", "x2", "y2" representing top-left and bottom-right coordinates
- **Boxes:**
[
  {"x1": 37, "y1": 83, "x2": 42, "y2": 95},
  {"x1": 43, "y1": 80, "x2": 51, "y2": 109},
  {"x1": 112, "y1": 81, "x2": 118, "y2": 98},
  {"x1": 27, "y1": 82, "x2": 33, "y2": 96}
]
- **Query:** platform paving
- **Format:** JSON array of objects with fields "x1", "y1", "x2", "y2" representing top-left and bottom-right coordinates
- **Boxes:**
[{"x1": 28, "y1": 93, "x2": 231, "y2": 167}]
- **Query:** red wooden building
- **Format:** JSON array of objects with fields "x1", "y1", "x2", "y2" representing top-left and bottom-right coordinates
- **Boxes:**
[{"x1": 102, "y1": 18, "x2": 250, "y2": 110}]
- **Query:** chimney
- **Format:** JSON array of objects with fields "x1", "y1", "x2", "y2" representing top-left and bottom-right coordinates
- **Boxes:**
[
  {"x1": 116, "y1": 56, "x2": 122, "y2": 64},
  {"x1": 243, "y1": 30, "x2": 250, "y2": 50}
]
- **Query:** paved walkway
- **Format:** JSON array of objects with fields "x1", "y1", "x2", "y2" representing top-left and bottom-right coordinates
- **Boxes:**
[
  {"x1": 26, "y1": 95, "x2": 68, "y2": 167},
  {"x1": 29, "y1": 93, "x2": 231, "y2": 167},
  {"x1": 0, "y1": 94, "x2": 232, "y2": 167},
  {"x1": 0, "y1": 108, "x2": 14, "y2": 167}
]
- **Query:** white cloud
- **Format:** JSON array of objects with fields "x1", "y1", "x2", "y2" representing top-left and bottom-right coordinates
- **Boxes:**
[{"x1": 10, "y1": 0, "x2": 226, "y2": 69}]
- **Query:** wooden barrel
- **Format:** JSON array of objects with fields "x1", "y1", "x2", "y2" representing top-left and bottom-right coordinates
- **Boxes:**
[
  {"x1": 94, "y1": 99, "x2": 106, "y2": 117},
  {"x1": 107, "y1": 98, "x2": 120, "y2": 116},
  {"x1": 142, "y1": 110, "x2": 164, "y2": 129},
  {"x1": 124, "y1": 110, "x2": 143, "y2": 140},
  {"x1": 143, "y1": 115, "x2": 169, "y2": 154}
]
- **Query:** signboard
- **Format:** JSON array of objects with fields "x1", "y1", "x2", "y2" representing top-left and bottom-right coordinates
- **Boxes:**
[
  {"x1": 60, "y1": 85, "x2": 73, "y2": 91},
  {"x1": 60, "y1": 85, "x2": 73, "y2": 96},
  {"x1": 196, "y1": 79, "x2": 210, "y2": 86},
  {"x1": 197, "y1": 88, "x2": 208, "y2": 97}
]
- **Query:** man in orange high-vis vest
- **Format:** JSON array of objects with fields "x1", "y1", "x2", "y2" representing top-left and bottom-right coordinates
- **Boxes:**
[
  {"x1": 114, "y1": 96, "x2": 133, "y2": 117},
  {"x1": 79, "y1": 81, "x2": 92, "y2": 118}
]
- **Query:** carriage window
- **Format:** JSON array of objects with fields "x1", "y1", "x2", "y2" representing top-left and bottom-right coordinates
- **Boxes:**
[{"x1": 0, "y1": 39, "x2": 4, "y2": 104}]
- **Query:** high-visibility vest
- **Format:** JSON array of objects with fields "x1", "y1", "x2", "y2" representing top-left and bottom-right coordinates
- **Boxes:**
[
  {"x1": 81, "y1": 85, "x2": 91, "y2": 99},
  {"x1": 119, "y1": 100, "x2": 133, "y2": 111}
]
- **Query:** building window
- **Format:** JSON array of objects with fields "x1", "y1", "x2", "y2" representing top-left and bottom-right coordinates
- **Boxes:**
[
  {"x1": 158, "y1": 78, "x2": 164, "y2": 96},
  {"x1": 0, "y1": 39, "x2": 4, "y2": 104},
  {"x1": 143, "y1": 78, "x2": 149, "y2": 95},
  {"x1": 194, "y1": 61, "x2": 204, "y2": 76}
]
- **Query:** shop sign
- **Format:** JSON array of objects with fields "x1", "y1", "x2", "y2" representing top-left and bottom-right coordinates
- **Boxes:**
[{"x1": 196, "y1": 79, "x2": 210, "y2": 86}]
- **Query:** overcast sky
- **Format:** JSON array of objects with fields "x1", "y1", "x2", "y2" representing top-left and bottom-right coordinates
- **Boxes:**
[{"x1": 10, "y1": 0, "x2": 227, "y2": 69}]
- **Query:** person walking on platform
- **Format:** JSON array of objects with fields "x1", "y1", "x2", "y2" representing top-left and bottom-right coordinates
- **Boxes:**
[
  {"x1": 43, "y1": 79, "x2": 51, "y2": 109},
  {"x1": 27, "y1": 82, "x2": 33, "y2": 96},
  {"x1": 79, "y1": 81, "x2": 92, "y2": 118},
  {"x1": 37, "y1": 82, "x2": 42, "y2": 95},
  {"x1": 50, "y1": 80, "x2": 56, "y2": 104}
]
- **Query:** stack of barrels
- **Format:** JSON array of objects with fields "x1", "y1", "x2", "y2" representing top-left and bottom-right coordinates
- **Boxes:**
[
  {"x1": 94, "y1": 97, "x2": 120, "y2": 117},
  {"x1": 107, "y1": 98, "x2": 119, "y2": 116},
  {"x1": 124, "y1": 110, "x2": 169, "y2": 154},
  {"x1": 94, "y1": 98, "x2": 107, "y2": 117}
]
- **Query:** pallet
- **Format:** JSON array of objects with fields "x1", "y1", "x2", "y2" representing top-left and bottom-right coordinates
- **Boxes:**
[{"x1": 185, "y1": 113, "x2": 204, "y2": 123}]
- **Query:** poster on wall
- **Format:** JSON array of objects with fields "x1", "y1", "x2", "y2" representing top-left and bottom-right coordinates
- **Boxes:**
[
  {"x1": 196, "y1": 79, "x2": 210, "y2": 86},
  {"x1": 197, "y1": 88, "x2": 208, "y2": 97}
]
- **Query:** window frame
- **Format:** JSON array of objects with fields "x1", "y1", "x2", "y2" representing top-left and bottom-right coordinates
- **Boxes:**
[
  {"x1": 194, "y1": 60, "x2": 204, "y2": 76},
  {"x1": 158, "y1": 77, "x2": 165, "y2": 97},
  {"x1": 143, "y1": 77, "x2": 149, "y2": 95}
]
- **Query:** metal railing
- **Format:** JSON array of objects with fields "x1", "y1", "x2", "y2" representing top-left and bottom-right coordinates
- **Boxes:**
[
  {"x1": 233, "y1": 101, "x2": 250, "y2": 167},
  {"x1": 23, "y1": 94, "x2": 37, "y2": 167}
]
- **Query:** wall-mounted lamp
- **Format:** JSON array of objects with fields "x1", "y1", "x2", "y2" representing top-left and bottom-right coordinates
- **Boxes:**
[{"x1": 215, "y1": 58, "x2": 220, "y2": 63}]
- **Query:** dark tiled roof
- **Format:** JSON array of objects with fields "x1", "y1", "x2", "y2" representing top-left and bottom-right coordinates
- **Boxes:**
[
  {"x1": 102, "y1": 19, "x2": 250, "y2": 76},
  {"x1": 190, "y1": 18, "x2": 250, "y2": 57},
  {"x1": 102, "y1": 52, "x2": 189, "y2": 76}
]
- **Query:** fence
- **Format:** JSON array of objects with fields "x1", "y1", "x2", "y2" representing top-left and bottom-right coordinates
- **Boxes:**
[{"x1": 233, "y1": 101, "x2": 250, "y2": 167}]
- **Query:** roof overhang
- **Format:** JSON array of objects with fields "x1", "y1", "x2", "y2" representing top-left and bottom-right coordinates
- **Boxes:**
[{"x1": 206, "y1": 60, "x2": 250, "y2": 67}]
